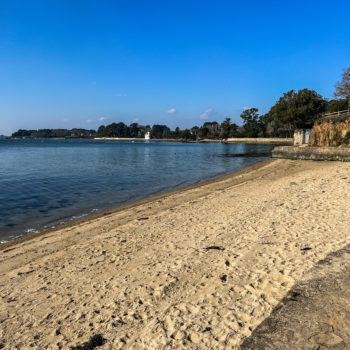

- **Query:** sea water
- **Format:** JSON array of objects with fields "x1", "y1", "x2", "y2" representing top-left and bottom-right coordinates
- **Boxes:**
[{"x1": 0, "y1": 139, "x2": 273, "y2": 242}]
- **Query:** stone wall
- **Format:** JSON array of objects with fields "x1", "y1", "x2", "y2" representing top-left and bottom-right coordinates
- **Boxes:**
[
  {"x1": 293, "y1": 130, "x2": 305, "y2": 145},
  {"x1": 272, "y1": 146, "x2": 350, "y2": 161},
  {"x1": 309, "y1": 121, "x2": 350, "y2": 147},
  {"x1": 226, "y1": 138, "x2": 292, "y2": 144}
]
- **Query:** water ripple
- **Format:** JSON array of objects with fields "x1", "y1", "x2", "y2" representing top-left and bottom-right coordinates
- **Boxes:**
[{"x1": 0, "y1": 139, "x2": 272, "y2": 241}]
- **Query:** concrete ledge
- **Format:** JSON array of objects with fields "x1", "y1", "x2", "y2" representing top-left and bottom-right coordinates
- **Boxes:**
[
  {"x1": 272, "y1": 146, "x2": 350, "y2": 161},
  {"x1": 226, "y1": 138, "x2": 293, "y2": 144}
]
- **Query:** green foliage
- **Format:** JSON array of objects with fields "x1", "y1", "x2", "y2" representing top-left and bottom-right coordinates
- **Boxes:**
[
  {"x1": 101, "y1": 122, "x2": 130, "y2": 137},
  {"x1": 12, "y1": 129, "x2": 34, "y2": 137},
  {"x1": 129, "y1": 123, "x2": 141, "y2": 137},
  {"x1": 220, "y1": 118, "x2": 232, "y2": 139},
  {"x1": 239, "y1": 109, "x2": 273, "y2": 137},
  {"x1": 180, "y1": 129, "x2": 195, "y2": 140},
  {"x1": 328, "y1": 99, "x2": 348, "y2": 113},
  {"x1": 97, "y1": 125, "x2": 106, "y2": 135},
  {"x1": 151, "y1": 124, "x2": 170, "y2": 139},
  {"x1": 198, "y1": 122, "x2": 220, "y2": 139},
  {"x1": 12, "y1": 128, "x2": 96, "y2": 138},
  {"x1": 240, "y1": 108, "x2": 260, "y2": 137},
  {"x1": 269, "y1": 89, "x2": 327, "y2": 136},
  {"x1": 220, "y1": 118, "x2": 239, "y2": 139}
]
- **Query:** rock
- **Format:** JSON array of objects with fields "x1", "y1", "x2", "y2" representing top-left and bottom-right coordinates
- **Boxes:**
[
  {"x1": 172, "y1": 330, "x2": 183, "y2": 340},
  {"x1": 189, "y1": 333, "x2": 200, "y2": 343},
  {"x1": 164, "y1": 315, "x2": 174, "y2": 334},
  {"x1": 204, "y1": 246, "x2": 225, "y2": 251},
  {"x1": 309, "y1": 120, "x2": 350, "y2": 147},
  {"x1": 202, "y1": 327, "x2": 212, "y2": 333},
  {"x1": 186, "y1": 304, "x2": 198, "y2": 314},
  {"x1": 220, "y1": 274, "x2": 227, "y2": 282},
  {"x1": 70, "y1": 334, "x2": 107, "y2": 349},
  {"x1": 218, "y1": 308, "x2": 230, "y2": 318},
  {"x1": 310, "y1": 333, "x2": 344, "y2": 347}
]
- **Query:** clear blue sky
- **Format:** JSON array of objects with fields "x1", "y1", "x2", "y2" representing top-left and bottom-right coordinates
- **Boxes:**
[{"x1": 1, "y1": 0, "x2": 349, "y2": 135}]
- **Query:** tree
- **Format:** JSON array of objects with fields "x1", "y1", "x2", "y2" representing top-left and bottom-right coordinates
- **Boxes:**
[
  {"x1": 230, "y1": 123, "x2": 239, "y2": 137},
  {"x1": 201, "y1": 122, "x2": 220, "y2": 138},
  {"x1": 334, "y1": 67, "x2": 350, "y2": 110},
  {"x1": 174, "y1": 127, "x2": 181, "y2": 138},
  {"x1": 198, "y1": 126, "x2": 209, "y2": 138},
  {"x1": 269, "y1": 89, "x2": 327, "y2": 136},
  {"x1": 328, "y1": 99, "x2": 349, "y2": 113},
  {"x1": 190, "y1": 126, "x2": 199, "y2": 139},
  {"x1": 181, "y1": 129, "x2": 195, "y2": 140},
  {"x1": 103, "y1": 122, "x2": 129, "y2": 137},
  {"x1": 240, "y1": 108, "x2": 260, "y2": 137},
  {"x1": 220, "y1": 118, "x2": 232, "y2": 139},
  {"x1": 97, "y1": 125, "x2": 106, "y2": 136},
  {"x1": 151, "y1": 124, "x2": 170, "y2": 139},
  {"x1": 258, "y1": 113, "x2": 273, "y2": 137},
  {"x1": 129, "y1": 123, "x2": 141, "y2": 137}
]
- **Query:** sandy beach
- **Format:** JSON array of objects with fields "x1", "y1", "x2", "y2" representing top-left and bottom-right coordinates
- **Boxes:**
[{"x1": 1, "y1": 159, "x2": 350, "y2": 349}]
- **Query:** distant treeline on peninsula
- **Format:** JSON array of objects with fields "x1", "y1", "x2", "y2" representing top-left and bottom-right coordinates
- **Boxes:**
[
  {"x1": 12, "y1": 128, "x2": 97, "y2": 139},
  {"x1": 11, "y1": 89, "x2": 349, "y2": 140}
]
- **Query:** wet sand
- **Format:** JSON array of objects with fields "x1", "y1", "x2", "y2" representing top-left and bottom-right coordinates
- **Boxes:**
[{"x1": 0, "y1": 159, "x2": 349, "y2": 349}]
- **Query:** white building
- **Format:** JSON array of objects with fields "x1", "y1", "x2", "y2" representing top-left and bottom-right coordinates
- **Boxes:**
[
  {"x1": 145, "y1": 131, "x2": 151, "y2": 140},
  {"x1": 293, "y1": 129, "x2": 311, "y2": 146}
]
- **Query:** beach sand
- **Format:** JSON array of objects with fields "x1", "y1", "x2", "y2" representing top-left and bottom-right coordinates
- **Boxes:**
[{"x1": 0, "y1": 159, "x2": 349, "y2": 349}]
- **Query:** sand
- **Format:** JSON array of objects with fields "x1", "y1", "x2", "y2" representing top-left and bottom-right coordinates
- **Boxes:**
[
  {"x1": 241, "y1": 244, "x2": 350, "y2": 349},
  {"x1": 0, "y1": 159, "x2": 349, "y2": 349}
]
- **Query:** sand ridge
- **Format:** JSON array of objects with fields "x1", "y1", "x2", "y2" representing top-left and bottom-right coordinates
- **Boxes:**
[{"x1": 0, "y1": 159, "x2": 350, "y2": 349}]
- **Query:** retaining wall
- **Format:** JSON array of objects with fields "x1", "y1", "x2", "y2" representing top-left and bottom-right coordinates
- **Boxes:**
[
  {"x1": 226, "y1": 138, "x2": 292, "y2": 144},
  {"x1": 272, "y1": 146, "x2": 350, "y2": 161}
]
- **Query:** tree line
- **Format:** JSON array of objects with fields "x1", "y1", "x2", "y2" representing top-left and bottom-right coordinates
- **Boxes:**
[
  {"x1": 11, "y1": 128, "x2": 97, "y2": 139},
  {"x1": 11, "y1": 67, "x2": 350, "y2": 140}
]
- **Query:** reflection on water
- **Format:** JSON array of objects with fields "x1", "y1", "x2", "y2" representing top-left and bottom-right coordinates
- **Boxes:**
[{"x1": 0, "y1": 139, "x2": 273, "y2": 242}]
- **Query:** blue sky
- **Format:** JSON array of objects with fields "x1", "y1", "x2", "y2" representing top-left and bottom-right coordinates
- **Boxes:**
[{"x1": 1, "y1": 0, "x2": 349, "y2": 135}]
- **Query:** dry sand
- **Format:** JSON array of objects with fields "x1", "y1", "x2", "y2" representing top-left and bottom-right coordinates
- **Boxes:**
[
  {"x1": 0, "y1": 159, "x2": 349, "y2": 349},
  {"x1": 241, "y1": 244, "x2": 350, "y2": 349}
]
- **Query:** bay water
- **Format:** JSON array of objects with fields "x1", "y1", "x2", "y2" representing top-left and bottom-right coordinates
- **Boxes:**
[{"x1": 0, "y1": 139, "x2": 273, "y2": 243}]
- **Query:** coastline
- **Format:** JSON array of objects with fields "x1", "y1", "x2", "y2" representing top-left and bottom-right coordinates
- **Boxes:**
[
  {"x1": 1, "y1": 159, "x2": 350, "y2": 349},
  {"x1": 7, "y1": 137, "x2": 292, "y2": 144},
  {"x1": 0, "y1": 159, "x2": 273, "y2": 250},
  {"x1": 94, "y1": 137, "x2": 293, "y2": 144}
]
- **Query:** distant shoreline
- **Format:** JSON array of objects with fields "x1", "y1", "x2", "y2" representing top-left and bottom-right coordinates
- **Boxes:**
[
  {"x1": 7, "y1": 137, "x2": 292, "y2": 144},
  {"x1": 97, "y1": 137, "x2": 293, "y2": 144}
]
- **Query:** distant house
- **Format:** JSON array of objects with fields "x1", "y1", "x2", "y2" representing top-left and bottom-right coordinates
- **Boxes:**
[
  {"x1": 293, "y1": 129, "x2": 311, "y2": 146},
  {"x1": 145, "y1": 131, "x2": 151, "y2": 140}
]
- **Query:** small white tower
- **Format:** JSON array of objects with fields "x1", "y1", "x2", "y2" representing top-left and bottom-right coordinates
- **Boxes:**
[{"x1": 145, "y1": 131, "x2": 151, "y2": 140}]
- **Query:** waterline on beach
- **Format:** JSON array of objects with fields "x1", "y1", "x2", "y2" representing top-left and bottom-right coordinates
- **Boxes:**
[{"x1": 0, "y1": 139, "x2": 273, "y2": 242}]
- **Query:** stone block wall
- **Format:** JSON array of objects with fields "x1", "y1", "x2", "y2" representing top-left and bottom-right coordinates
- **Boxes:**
[
  {"x1": 309, "y1": 121, "x2": 350, "y2": 147},
  {"x1": 272, "y1": 146, "x2": 350, "y2": 161}
]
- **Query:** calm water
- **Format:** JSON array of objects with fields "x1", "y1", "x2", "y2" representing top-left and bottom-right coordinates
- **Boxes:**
[{"x1": 0, "y1": 139, "x2": 273, "y2": 242}]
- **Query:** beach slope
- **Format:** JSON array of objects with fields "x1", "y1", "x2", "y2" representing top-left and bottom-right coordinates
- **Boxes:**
[{"x1": 0, "y1": 159, "x2": 349, "y2": 349}]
